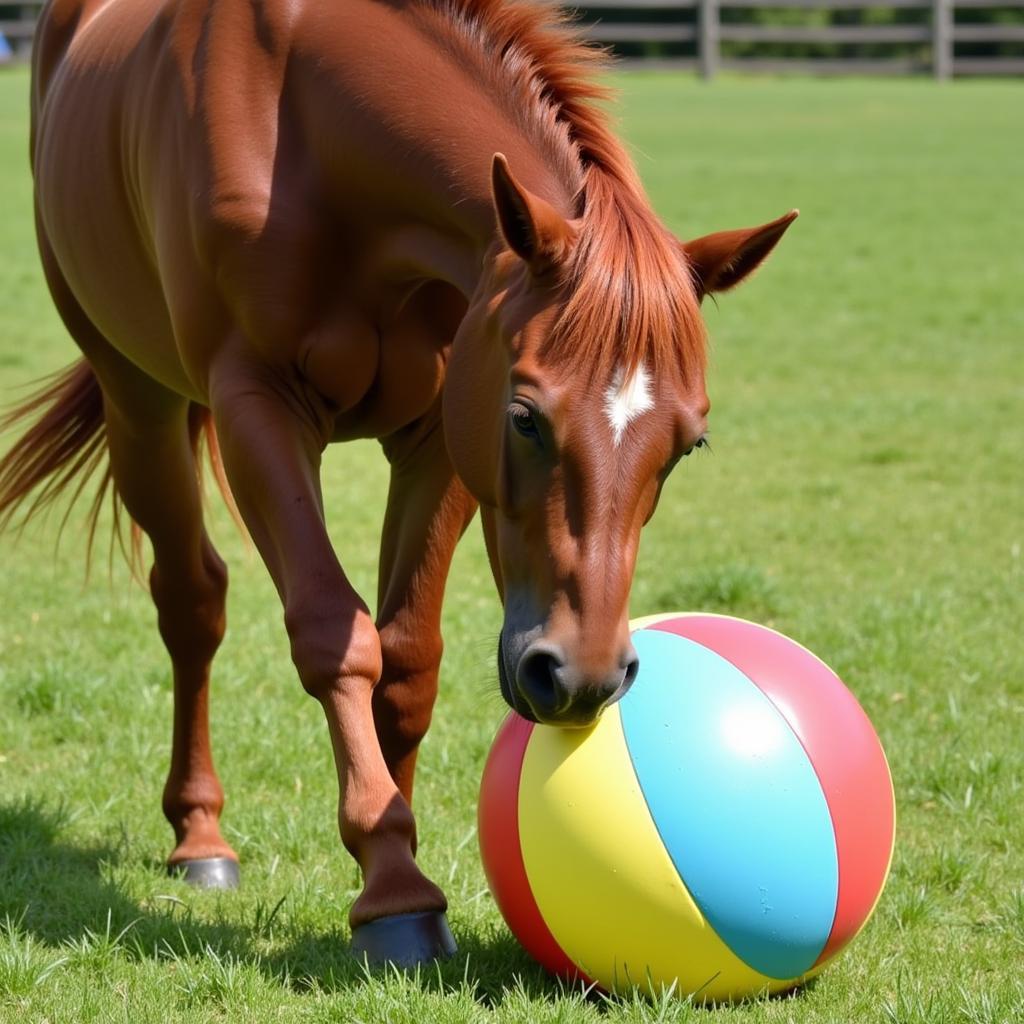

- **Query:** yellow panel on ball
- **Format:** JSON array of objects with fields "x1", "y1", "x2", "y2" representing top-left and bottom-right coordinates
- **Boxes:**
[{"x1": 517, "y1": 704, "x2": 796, "y2": 1000}]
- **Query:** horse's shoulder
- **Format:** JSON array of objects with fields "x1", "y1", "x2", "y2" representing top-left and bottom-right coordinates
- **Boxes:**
[{"x1": 171, "y1": 0, "x2": 307, "y2": 240}]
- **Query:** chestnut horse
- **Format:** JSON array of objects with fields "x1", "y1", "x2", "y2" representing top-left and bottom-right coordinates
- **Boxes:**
[{"x1": 1, "y1": 0, "x2": 796, "y2": 964}]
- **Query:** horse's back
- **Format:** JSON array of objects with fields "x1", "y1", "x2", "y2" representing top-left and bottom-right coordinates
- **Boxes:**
[
  {"x1": 31, "y1": 0, "x2": 295, "y2": 398},
  {"x1": 33, "y1": 0, "x2": 174, "y2": 131},
  {"x1": 31, "y1": 0, "x2": 475, "y2": 425}
]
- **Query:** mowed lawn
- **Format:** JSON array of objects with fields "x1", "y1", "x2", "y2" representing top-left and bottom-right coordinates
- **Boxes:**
[{"x1": 1, "y1": 64, "x2": 1022, "y2": 1023}]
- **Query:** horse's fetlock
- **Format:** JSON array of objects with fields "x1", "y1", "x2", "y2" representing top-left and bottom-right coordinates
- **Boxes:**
[
  {"x1": 162, "y1": 778, "x2": 225, "y2": 826},
  {"x1": 341, "y1": 789, "x2": 416, "y2": 858}
]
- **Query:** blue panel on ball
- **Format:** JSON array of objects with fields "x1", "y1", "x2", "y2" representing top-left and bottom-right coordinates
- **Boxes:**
[{"x1": 620, "y1": 629, "x2": 839, "y2": 980}]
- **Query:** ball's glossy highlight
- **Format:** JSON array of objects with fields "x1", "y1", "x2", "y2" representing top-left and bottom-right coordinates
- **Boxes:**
[{"x1": 478, "y1": 613, "x2": 895, "y2": 1001}]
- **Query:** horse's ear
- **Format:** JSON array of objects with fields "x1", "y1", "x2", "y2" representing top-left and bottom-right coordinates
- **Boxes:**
[
  {"x1": 491, "y1": 153, "x2": 574, "y2": 275},
  {"x1": 681, "y1": 210, "x2": 799, "y2": 299}
]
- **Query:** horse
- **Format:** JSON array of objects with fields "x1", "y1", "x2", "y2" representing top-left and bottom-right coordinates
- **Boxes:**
[{"x1": 1, "y1": 0, "x2": 796, "y2": 965}]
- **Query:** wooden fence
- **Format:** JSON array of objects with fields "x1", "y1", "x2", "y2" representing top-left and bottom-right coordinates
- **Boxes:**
[
  {"x1": 2, "y1": 0, "x2": 1022, "y2": 77},
  {"x1": 0, "y1": 3, "x2": 39, "y2": 58},
  {"x1": 574, "y1": 0, "x2": 1024, "y2": 76}
]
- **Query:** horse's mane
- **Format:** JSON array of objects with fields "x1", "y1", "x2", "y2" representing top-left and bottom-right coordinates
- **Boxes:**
[{"x1": 413, "y1": 0, "x2": 707, "y2": 381}]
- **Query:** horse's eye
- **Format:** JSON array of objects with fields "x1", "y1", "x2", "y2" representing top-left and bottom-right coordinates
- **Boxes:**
[
  {"x1": 510, "y1": 403, "x2": 541, "y2": 442},
  {"x1": 665, "y1": 435, "x2": 709, "y2": 478},
  {"x1": 684, "y1": 435, "x2": 709, "y2": 457}
]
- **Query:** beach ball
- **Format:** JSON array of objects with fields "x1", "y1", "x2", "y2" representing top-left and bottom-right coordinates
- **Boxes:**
[{"x1": 478, "y1": 613, "x2": 895, "y2": 1001}]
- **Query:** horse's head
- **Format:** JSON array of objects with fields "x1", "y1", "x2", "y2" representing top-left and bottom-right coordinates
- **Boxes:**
[{"x1": 445, "y1": 155, "x2": 797, "y2": 726}]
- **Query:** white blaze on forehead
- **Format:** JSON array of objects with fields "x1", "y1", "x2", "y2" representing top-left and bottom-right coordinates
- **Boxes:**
[{"x1": 604, "y1": 364, "x2": 654, "y2": 446}]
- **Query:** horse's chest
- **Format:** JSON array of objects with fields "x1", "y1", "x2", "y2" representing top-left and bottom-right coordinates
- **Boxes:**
[{"x1": 318, "y1": 279, "x2": 466, "y2": 442}]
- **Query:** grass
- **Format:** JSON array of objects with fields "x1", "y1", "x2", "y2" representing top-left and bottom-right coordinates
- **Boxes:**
[{"x1": 1, "y1": 64, "x2": 1022, "y2": 1023}]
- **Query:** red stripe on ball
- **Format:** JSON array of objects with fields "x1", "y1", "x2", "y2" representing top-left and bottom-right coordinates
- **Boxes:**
[
  {"x1": 478, "y1": 713, "x2": 584, "y2": 981},
  {"x1": 647, "y1": 615, "x2": 895, "y2": 967}
]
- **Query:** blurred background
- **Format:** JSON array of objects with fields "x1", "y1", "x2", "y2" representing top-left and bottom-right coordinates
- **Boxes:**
[
  {"x1": 8, "y1": 0, "x2": 1024, "y2": 79},
  {"x1": 569, "y1": 0, "x2": 1024, "y2": 77}
]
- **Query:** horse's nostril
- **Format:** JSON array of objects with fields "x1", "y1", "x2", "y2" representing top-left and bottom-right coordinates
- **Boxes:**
[
  {"x1": 516, "y1": 643, "x2": 638, "y2": 724},
  {"x1": 623, "y1": 651, "x2": 640, "y2": 690},
  {"x1": 599, "y1": 651, "x2": 640, "y2": 712},
  {"x1": 516, "y1": 646, "x2": 567, "y2": 718}
]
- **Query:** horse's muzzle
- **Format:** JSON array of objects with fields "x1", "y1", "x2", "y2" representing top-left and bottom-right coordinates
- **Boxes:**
[{"x1": 499, "y1": 635, "x2": 639, "y2": 727}]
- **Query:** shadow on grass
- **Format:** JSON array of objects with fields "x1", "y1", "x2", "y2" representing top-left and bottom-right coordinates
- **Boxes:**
[
  {"x1": 259, "y1": 925, "x2": 573, "y2": 1006},
  {"x1": 0, "y1": 797, "x2": 251, "y2": 954},
  {"x1": 0, "y1": 797, "x2": 571, "y2": 1007},
  {"x1": 0, "y1": 798, "x2": 814, "y2": 1013}
]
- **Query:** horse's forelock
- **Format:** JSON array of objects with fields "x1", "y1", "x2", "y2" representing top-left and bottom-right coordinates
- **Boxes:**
[{"x1": 544, "y1": 173, "x2": 707, "y2": 387}]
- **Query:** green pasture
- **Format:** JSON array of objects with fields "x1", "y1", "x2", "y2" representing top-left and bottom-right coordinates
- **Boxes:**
[{"x1": 1, "y1": 66, "x2": 1022, "y2": 1023}]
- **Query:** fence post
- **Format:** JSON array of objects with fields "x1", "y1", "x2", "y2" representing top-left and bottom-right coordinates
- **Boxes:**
[
  {"x1": 932, "y1": 0, "x2": 953, "y2": 80},
  {"x1": 14, "y1": 4, "x2": 33, "y2": 59},
  {"x1": 700, "y1": 0, "x2": 720, "y2": 79}
]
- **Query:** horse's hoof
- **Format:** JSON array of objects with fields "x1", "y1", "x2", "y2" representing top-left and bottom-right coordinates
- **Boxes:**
[
  {"x1": 168, "y1": 856, "x2": 240, "y2": 889},
  {"x1": 350, "y1": 911, "x2": 458, "y2": 968}
]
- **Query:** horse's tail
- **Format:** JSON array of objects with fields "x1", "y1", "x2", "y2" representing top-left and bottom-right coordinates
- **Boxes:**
[
  {"x1": 187, "y1": 402, "x2": 245, "y2": 544},
  {"x1": 0, "y1": 358, "x2": 134, "y2": 574},
  {"x1": 0, "y1": 359, "x2": 241, "y2": 576}
]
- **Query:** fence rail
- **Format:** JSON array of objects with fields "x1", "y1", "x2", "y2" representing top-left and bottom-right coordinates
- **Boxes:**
[
  {"x1": 0, "y1": 3, "x2": 40, "y2": 56},
  {"x1": 1, "y1": 0, "x2": 1022, "y2": 76},
  {"x1": 573, "y1": 0, "x2": 1024, "y2": 76}
]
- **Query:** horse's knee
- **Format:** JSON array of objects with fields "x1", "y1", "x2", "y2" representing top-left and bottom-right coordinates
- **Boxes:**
[
  {"x1": 151, "y1": 542, "x2": 228, "y2": 665},
  {"x1": 378, "y1": 622, "x2": 443, "y2": 680},
  {"x1": 374, "y1": 624, "x2": 443, "y2": 749},
  {"x1": 287, "y1": 603, "x2": 383, "y2": 701}
]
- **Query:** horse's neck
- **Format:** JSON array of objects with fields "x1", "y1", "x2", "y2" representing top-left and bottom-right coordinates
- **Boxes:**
[{"x1": 289, "y1": 2, "x2": 577, "y2": 292}]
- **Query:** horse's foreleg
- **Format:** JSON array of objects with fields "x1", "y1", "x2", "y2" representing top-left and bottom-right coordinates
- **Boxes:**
[
  {"x1": 209, "y1": 368, "x2": 453, "y2": 962},
  {"x1": 375, "y1": 411, "x2": 478, "y2": 805},
  {"x1": 102, "y1": 395, "x2": 236, "y2": 883}
]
